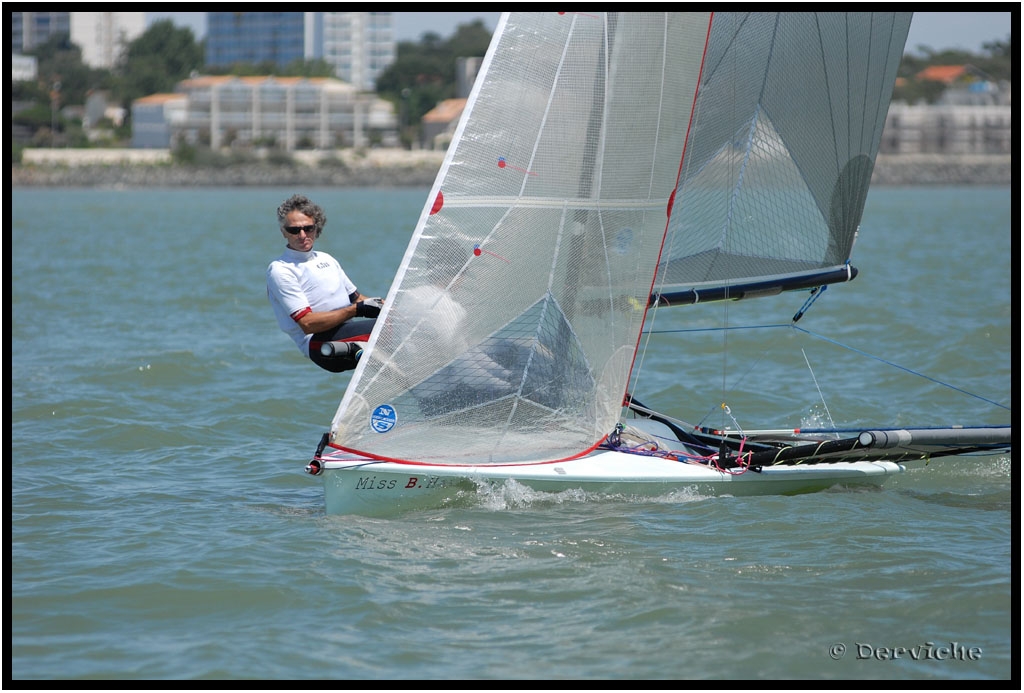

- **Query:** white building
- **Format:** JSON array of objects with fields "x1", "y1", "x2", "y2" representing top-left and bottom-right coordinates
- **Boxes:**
[
  {"x1": 131, "y1": 93, "x2": 188, "y2": 148},
  {"x1": 168, "y1": 75, "x2": 398, "y2": 151},
  {"x1": 70, "y1": 12, "x2": 146, "y2": 69},
  {"x1": 11, "y1": 54, "x2": 38, "y2": 82},
  {"x1": 883, "y1": 103, "x2": 1012, "y2": 155},
  {"x1": 318, "y1": 12, "x2": 396, "y2": 92}
]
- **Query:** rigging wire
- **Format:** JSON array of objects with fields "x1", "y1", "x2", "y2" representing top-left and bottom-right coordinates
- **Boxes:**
[
  {"x1": 790, "y1": 325, "x2": 1012, "y2": 412},
  {"x1": 641, "y1": 320, "x2": 1011, "y2": 413},
  {"x1": 801, "y1": 347, "x2": 839, "y2": 437}
]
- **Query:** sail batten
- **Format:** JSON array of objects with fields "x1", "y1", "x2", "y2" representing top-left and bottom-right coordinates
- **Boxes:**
[{"x1": 436, "y1": 197, "x2": 671, "y2": 210}]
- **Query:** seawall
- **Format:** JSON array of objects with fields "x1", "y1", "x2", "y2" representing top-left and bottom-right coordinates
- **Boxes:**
[
  {"x1": 10, "y1": 149, "x2": 1011, "y2": 188},
  {"x1": 870, "y1": 153, "x2": 1011, "y2": 186}
]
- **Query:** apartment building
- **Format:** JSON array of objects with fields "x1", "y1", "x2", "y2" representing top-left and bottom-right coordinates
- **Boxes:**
[
  {"x1": 11, "y1": 11, "x2": 145, "y2": 69},
  {"x1": 145, "y1": 75, "x2": 398, "y2": 150},
  {"x1": 70, "y1": 12, "x2": 146, "y2": 69},
  {"x1": 10, "y1": 11, "x2": 70, "y2": 54},
  {"x1": 205, "y1": 12, "x2": 395, "y2": 91}
]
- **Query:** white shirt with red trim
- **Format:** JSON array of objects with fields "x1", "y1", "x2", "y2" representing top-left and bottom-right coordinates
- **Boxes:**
[{"x1": 267, "y1": 247, "x2": 357, "y2": 356}]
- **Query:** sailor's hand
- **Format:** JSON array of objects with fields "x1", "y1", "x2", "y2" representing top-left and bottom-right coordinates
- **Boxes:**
[{"x1": 356, "y1": 297, "x2": 384, "y2": 318}]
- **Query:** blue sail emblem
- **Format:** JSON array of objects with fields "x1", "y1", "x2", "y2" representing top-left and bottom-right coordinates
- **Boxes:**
[{"x1": 370, "y1": 405, "x2": 397, "y2": 433}]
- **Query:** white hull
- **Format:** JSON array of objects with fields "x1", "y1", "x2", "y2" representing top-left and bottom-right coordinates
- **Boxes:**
[{"x1": 315, "y1": 448, "x2": 907, "y2": 516}]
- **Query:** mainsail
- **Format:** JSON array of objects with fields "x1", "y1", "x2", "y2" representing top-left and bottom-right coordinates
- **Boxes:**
[{"x1": 330, "y1": 12, "x2": 912, "y2": 466}]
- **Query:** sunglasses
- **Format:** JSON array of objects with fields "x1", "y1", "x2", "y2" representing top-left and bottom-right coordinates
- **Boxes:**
[{"x1": 284, "y1": 224, "x2": 317, "y2": 235}]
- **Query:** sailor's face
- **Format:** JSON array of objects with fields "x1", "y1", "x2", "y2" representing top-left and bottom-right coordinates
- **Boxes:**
[{"x1": 282, "y1": 211, "x2": 318, "y2": 251}]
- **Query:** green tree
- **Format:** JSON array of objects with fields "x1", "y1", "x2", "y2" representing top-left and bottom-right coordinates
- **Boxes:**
[
  {"x1": 981, "y1": 37, "x2": 1011, "y2": 59},
  {"x1": 115, "y1": 20, "x2": 204, "y2": 105},
  {"x1": 445, "y1": 21, "x2": 493, "y2": 61},
  {"x1": 974, "y1": 37, "x2": 1012, "y2": 81},
  {"x1": 13, "y1": 102, "x2": 58, "y2": 130},
  {"x1": 206, "y1": 58, "x2": 336, "y2": 78},
  {"x1": 280, "y1": 58, "x2": 336, "y2": 78},
  {"x1": 24, "y1": 34, "x2": 101, "y2": 107},
  {"x1": 374, "y1": 20, "x2": 492, "y2": 147}
]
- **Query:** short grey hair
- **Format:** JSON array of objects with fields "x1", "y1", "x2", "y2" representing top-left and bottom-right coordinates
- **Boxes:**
[{"x1": 277, "y1": 194, "x2": 326, "y2": 235}]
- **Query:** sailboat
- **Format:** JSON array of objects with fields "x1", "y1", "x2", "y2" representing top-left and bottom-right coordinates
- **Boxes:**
[{"x1": 304, "y1": 12, "x2": 1011, "y2": 516}]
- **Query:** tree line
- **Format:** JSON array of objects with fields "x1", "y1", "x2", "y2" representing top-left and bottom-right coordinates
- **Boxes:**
[{"x1": 11, "y1": 18, "x2": 1012, "y2": 155}]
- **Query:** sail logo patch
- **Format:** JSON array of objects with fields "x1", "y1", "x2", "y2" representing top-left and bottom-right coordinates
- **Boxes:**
[
  {"x1": 370, "y1": 405, "x2": 397, "y2": 433},
  {"x1": 614, "y1": 228, "x2": 633, "y2": 255}
]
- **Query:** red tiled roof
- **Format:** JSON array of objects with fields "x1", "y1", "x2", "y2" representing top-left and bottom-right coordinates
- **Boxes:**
[
  {"x1": 422, "y1": 98, "x2": 466, "y2": 124},
  {"x1": 134, "y1": 93, "x2": 187, "y2": 104},
  {"x1": 177, "y1": 75, "x2": 344, "y2": 88},
  {"x1": 916, "y1": 65, "x2": 968, "y2": 84}
]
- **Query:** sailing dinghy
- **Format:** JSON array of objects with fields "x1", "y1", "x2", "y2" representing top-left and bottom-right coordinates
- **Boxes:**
[{"x1": 305, "y1": 12, "x2": 1011, "y2": 516}]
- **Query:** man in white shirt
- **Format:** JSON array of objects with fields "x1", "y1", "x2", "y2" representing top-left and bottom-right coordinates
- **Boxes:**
[{"x1": 266, "y1": 194, "x2": 383, "y2": 372}]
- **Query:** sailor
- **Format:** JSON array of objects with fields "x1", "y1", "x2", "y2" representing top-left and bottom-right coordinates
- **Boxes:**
[{"x1": 266, "y1": 194, "x2": 383, "y2": 372}]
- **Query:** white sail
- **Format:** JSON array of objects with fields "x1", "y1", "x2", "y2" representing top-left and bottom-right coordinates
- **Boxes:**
[
  {"x1": 657, "y1": 12, "x2": 913, "y2": 300},
  {"x1": 329, "y1": 12, "x2": 912, "y2": 467},
  {"x1": 331, "y1": 12, "x2": 711, "y2": 464}
]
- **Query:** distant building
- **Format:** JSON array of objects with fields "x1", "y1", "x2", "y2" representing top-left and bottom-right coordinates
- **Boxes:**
[
  {"x1": 418, "y1": 57, "x2": 481, "y2": 150},
  {"x1": 454, "y1": 57, "x2": 483, "y2": 99},
  {"x1": 915, "y1": 65, "x2": 974, "y2": 85},
  {"x1": 205, "y1": 12, "x2": 395, "y2": 90},
  {"x1": 84, "y1": 90, "x2": 126, "y2": 128},
  {"x1": 913, "y1": 63, "x2": 1011, "y2": 106},
  {"x1": 881, "y1": 63, "x2": 1012, "y2": 154},
  {"x1": 69, "y1": 12, "x2": 147, "y2": 69},
  {"x1": 11, "y1": 53, "x2": 38, "y2": 82},
  {"x1": 131, "y1": 93, "x2": 187, "y2": 148},
  {"x1": 882, "y1": 102, "x2": 1012, "y2": 155},
  {"x1": 319, "y1": 12, "x2": 395, "y2": 91},
  {"x1": 10, "y1": 11, "x2": 144, "y2": 76},
  {"x1": 938, "y1": 79, "x2": 1012, "y2": 107},
  {"x1": 421, "y1": 98, "x2": 466, "y2": 150},
  {"x1": 206, "y1": 12, "x2": 307, "y2": 70},
  {"x1": 11, "y1": 11, "x2": 70, "y2": 53},
  {"x1": 165, "y1": 75, "x2": 398, "y2": 151}
]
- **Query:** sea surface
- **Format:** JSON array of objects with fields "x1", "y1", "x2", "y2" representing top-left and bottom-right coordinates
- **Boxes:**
[{"x1": 10, "y1": 185, "x2": 1014, "y2": 681}]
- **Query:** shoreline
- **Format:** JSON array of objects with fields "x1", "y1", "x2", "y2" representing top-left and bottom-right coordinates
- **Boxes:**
[{"x1": 10, "y1": 150, "x2": 1011, "y2": 188}]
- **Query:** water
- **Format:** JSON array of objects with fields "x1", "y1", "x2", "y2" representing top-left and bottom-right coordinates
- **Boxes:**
[{"x1": 10, "y1": 185, "x2": 1013, "y2": 681}]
